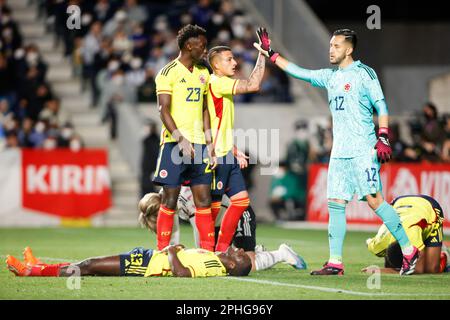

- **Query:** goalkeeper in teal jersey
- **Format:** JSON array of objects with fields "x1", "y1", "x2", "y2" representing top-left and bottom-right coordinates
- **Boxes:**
[{"x1": 253, "y1": 28, "x2": 419, "y2": 276}]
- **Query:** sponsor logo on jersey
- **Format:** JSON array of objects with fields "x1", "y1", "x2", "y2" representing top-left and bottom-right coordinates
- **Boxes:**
[
  {"x1": 217, "y1": 181, "x2": 223, "y2": 190},
  {"x1": 199, "y1": 74, "x2": 206, "y2": 84}
]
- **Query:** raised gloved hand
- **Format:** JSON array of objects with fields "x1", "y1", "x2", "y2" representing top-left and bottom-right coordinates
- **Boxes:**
[
  {"x1": 375, "y1": 127, "x2": 392, "y2": 164},
  {"x1": 253, "y1": 27, "x2": 279, "y2": 63}
]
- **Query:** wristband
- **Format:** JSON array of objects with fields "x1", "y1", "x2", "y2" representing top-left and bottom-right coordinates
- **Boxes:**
[
  {"x1": 270, "y1": 52, "x2": 280, "y2": 63},
  {"x1": 378, "y1": 127, "x2": 389, "y2": 137}
]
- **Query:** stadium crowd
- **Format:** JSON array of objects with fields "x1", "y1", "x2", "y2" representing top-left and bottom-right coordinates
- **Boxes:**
[
  {"x1": 37, "y1": 0, "x2": 292, "y2": 137},
  {"x1": 0, "y1": 0, "x2": 83, "y2": 151}
]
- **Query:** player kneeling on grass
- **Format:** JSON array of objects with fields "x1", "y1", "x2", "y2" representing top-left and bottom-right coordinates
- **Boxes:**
[
  {"x1": 6, "y1": 244, "x2": 252, "y2": 278},
  {"x1": 138, "y1": 188, "x2": 307, "y2": 272},
  {"x1": 363, "y1": 195, "x2": 449, "y2": 274}
]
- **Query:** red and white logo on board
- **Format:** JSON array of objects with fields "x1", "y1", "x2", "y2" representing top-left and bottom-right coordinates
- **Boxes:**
[
  {"x1": 21, "y1": 149, "x2": 112, "y2": 218},
  {"x1": 160, "y1": 170, "x2": 168, "y2": 179},
  {"x1": 344, "y1": 83, "x2": 351, "y2": 92}
]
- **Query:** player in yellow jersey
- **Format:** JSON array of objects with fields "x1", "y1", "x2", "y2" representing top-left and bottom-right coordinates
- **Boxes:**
[
  {"x1": 363, "y1": 195, "x2": 448, "y2": 274},
  {"x1": 153, "y1": 24, "x2": 216, "y2": 252},
  {"x1": 6, "y1": 245, "x2": 252, "y2": 278},
  {"x1": 205, "y1": 29, "x2": 267, "y2": 252}
]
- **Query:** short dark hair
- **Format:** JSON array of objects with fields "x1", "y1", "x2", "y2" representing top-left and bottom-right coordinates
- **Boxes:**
[
  {"x1": 177, "y1": 24, "x2": 207, "y2": 50},
  {"x1": 207, "y1": 46, "x2": 232, "y2": 66},
  {"x1": 229, "y1": 259, "x2": 252, "y2": 277},
  {"x1": 333, "y1": 29, "x2": 357, "y2": 50},
  {"x1": 385, "y1": 242, "x2": 403, "y2": 269}
]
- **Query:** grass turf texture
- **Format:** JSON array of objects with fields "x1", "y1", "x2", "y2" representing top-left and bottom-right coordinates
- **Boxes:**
[{"x1": 1, "y1": 225, "x2": 449, "y2": 300}]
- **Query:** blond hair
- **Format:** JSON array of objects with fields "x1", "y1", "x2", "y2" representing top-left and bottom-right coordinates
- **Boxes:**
[{"x1": 138, "y1": 192, "x2": 161, "y2": 233}]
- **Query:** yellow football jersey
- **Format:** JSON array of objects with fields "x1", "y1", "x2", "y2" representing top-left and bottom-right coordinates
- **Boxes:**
[
  {"x1": 144, "y1": 248, "x2": 227, "y2": 277},
  {"x1": 155, "y1": 59, "x2": 210, "y2": 145},
  {"x1": 367, "y1": 195, "x2": 444, "y2": 256},
  {"x1": 207, "y1": 74, "x2": 239, "y2": 157}
]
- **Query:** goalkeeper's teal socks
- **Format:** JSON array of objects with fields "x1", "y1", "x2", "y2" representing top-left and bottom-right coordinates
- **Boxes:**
[
  {"x1": 375, "y1": 201, "x2": 413, "y2": 254},
  {"x1": 328, "y1": 201, "x2": 347, "y2": 265}
]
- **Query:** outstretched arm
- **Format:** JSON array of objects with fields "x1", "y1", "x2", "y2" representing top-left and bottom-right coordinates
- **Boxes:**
[
  {"x1": 253, "y1": 27, "x2": 321, "y2": 85},
  {"x1": 234, "y1": 52, "x2": 266, "y2": 94}
]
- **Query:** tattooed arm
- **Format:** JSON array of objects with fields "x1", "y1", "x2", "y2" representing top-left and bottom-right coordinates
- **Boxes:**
[{"x1": 234, "y1": 52, "x2": 266, "y2": 94}]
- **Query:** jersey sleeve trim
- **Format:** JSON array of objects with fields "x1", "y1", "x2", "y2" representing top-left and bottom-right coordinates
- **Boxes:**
[{"x1": 232, "y1": 79, "x2": 238, "y2": 95}]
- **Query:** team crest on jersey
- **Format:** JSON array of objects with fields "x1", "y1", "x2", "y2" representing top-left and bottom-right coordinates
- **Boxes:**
[
  {"x1": 344, "y1": 83, "x2": 351, "y2": 92},
  {"x1": 199, "y1": 74, "x2": 206, "y2": 84},
  {"x1": 217, "y1": 181, "x2": 223, "y2": 190},
  {"x1": 159, "y1": 170, "x2": 168, "y2": 179}
]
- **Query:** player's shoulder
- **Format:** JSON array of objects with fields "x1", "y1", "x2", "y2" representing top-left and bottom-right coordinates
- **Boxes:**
[
  {"x1": 356, "y1": 61, "x2": 378, "y2": 80},
  {"x1": 157, "y1": 59, "x2": 179, "y2": 78}
]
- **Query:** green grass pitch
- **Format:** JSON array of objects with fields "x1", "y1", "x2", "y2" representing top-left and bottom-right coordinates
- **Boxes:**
[{"x1": 1, "y1": 225, "x2": 449, "y2": 300}]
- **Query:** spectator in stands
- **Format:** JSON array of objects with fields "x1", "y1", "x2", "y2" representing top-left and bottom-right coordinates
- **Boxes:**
[
  {"x1": 269, "y1": 161, "x2": 305, "y2": 222},
  {"x1": 81, "y1": 21, "x2": 102, "y2": 92},
  {"x1": 441, "y1": 114, "x2": 450, "y2": 162},
  {"x1": 421, "y1": 102, "x2": 444, "y2": 145},
  {"x1": 140, "y1": 120, "x2": 160, "y2": 197},
  {"x1": 93, "y1": 0, "x2": 116, "y2": 24},
  {"x1": 388, "y1": 122, "x2": 409, "y2": 162},
  {"x1": 17, "y1": 117, "x2": 35, "y2": 148},
  {"x1": 316, "y1": 117, "x2": 333, "y2": 164},
  {"x1": 123, "y1": 0, "x2": 148, "y2": 25}
]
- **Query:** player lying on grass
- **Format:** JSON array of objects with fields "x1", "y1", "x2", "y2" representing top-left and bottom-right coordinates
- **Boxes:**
[
  {"x1": 138, "y1": 187, "x2": 307, "y2": 272},
  {"x1": 362, "y1": 195, "x2": 449, "y2": 274},
  {"x1": 6, "y1": 244, "x2": 252, "y2": 278}
]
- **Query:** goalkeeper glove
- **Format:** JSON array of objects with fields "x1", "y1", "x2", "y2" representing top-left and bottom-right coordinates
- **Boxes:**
[
  {"x1": 374, "y1": 127, "x2": 392, "y2": 164},
  {"x1": 253, "y1": 27, "x2": 279, "y2": 63}
]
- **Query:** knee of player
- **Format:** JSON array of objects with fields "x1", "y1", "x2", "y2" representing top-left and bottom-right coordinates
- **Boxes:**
[
  {"x1": 77, "y1": 259, "x2": 94, "y2": 275},
  {"x1": 162, "y1": 196, "x2": 178, "y2": 210},
  {"x1": 424, "y1": 262, "x2": 441, "y2": 274},
  {"x1": 367, "y1": 195, "x2": 384, "y2": 210}
]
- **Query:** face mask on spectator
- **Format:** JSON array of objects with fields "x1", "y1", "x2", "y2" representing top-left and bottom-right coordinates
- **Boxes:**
[
  {"x1": 61, "y1": 128, "x2": 73, "y2": 140},
  {"x1": 112, "y1": 75, "x2": 125, "y2": 86},
  {"x1": 233, "y1": 45, "x2": 245, "y2": 55},
  {"x1": 14, "y1": 48, "x2": 25, "y2": 60},
  {"x1": 217, "y1": 30, "x2": 231, "y2": 42},
  {"x1": 43, "y1": 138, "x2": 57, "y2": 150},
  {"x1": 26, "y1": 52, "x2": 39, "y2": 66},
  {"x1": 70, "y1": 139, "x2": 82, "y2": 151},
  {"x1": 212, "y1": 14, "x2": 224, "y2": 25},
  {"x1": 108, "y1": 60, "x2": 120, "y2": 72},
  {"x1": 154, "y1": 20, "x2": 168, "y2": 32},
  {"x1": 1, "y1": 15, "x2": 10, "y2": 24},
  {"x1": 232, "y1": 24, "x2": 245, "y2": 39},
  {"x1": 2, "y1": 28, "x2": 12, "y2": 39},
  {"x1": 81, "y1": 13, "x2": 93, "y2": 26},
  {"x1": 130, "y1": 57, "x2": 142, "y2": 70},
  {"x1": 180, "y1": 13, "x2": 192, "y2": 25},
  {"x1": 35, "y1": 122, "x2": 45, "y2": 133},
  {"x1": 296, "y1": 129, "x2": 308, "y2": 141}
]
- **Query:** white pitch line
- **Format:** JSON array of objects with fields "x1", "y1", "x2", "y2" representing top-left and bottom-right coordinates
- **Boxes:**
[{"x1": 220, "y1": 276, "x2": 450, "y2": 297}]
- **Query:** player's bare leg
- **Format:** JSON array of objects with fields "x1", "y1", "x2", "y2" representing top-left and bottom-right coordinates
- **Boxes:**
[
  {"x1": 366, "y1": 192, "x2": 419, "y2": 275},
  {"x1": 59, "y1": 256, "x2": 121, "y2": 276}
]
